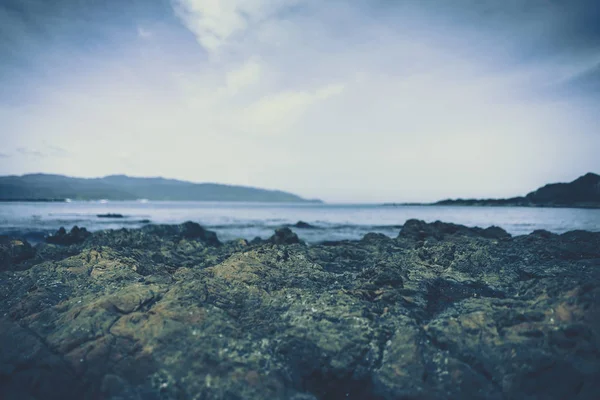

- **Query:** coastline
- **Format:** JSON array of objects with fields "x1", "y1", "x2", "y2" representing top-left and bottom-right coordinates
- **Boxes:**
[
  {"x1": 384, "y1": 202, "x2": 600, "y2": 209},
  {"x1": 385, "y1": 172, "x2": 600, "y2": 209},
  {"x1": 0, "y1": 198, "x2": 68, "y2": 202},
  {"x1": 2, "y1": 220, "x2": 599, "y2": 399}
]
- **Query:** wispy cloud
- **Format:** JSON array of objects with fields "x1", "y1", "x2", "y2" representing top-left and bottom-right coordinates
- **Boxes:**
[
  {"x1": 137, "y1": 26, "x2": 153, "y2": 39},
  {"x1": 239, "y1": 83, "x2": 345, "y2": 134},
  {"x1": 224, "y1": 58, "x2": 262, "y2": 93},
  {"x1": 15, "y1": 145, "x2": 70, "y2": 158},
  {"x1": 16, "y1": 147, "x2": 45, "y2": 158},
  {"x1": 44, "y1": 144, "x2": 71, "y2": 157}
]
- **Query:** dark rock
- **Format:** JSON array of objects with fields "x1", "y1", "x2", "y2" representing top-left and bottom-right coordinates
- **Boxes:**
[
  {"x1": 0, "y1": 236, "x2": 36, "y2": 270},
  {"x1": 268, "y1": 227, "x2": 302, "y2": 245},
  {"x1": 97, "y1": 213, "x2": 125, "y2": 218},
  {"x1": 45, "y1": 226, "x2": 91, "y2": 246},
  {"x1": 398, "y1": 219, "x2": 511, "y2": 241},
  {"x1": 142, "y1": 221, "x2": 221, "y2": 246},
  {"x1": 425, "y1": 278, "x2": 505, "y2": 316},
  {"x1": 294, "y1": 221, "x2": 316, "y2": 229},
  {"x1": 0, "y1": 318, "x2": 85, "y2": 399},
  {"x1": 531, "y1": 229, "x2": 555, "y2": 238},
  {"x1": 479, "y1": 225, "x2": 511, "y2": 240},
  {"x1": 361, "y1": 232, "x2": 392, "y2": 243},
  {"x1": 1, "y1": 220, "x2": 599, "y2": 400},
  {"x1": 319, "y1": 240, "x2": 352, "y2": 246},
  {"x1": 180, "y1": 221, "x2": 220, "y2": 243}
]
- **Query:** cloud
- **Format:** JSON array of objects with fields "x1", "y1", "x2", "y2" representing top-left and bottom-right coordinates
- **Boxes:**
[
  {"x1": 15, "y1": 145, "x2": 70, "y2": 158},
  {"x1": 137, "y1": 26, "x2": 153, "y2": 39},
  {"x1": 239, "y1": 83, "x2": 345, "y2": 134},
  {"x1": 44, "y1": 144, "x2": 71, "y2": 157},
  {"x1": 0, "y1": 152, "x2": 10, "y2": 158},
  {"x1": 173, "y1": 0, "x2": 302, "y2": 55},
  {"x1": 314, "y1": 84, "x2": 345, "y2": 100},
  {"x1": 225, "y1": 58, "x2": 262, "y2": 93},
  {"x1": 17, "y1": 147, "x2": 45, "y2": 158},
  {"x1": 173, "y1": 0, "x2": 252, "y2": 53}
]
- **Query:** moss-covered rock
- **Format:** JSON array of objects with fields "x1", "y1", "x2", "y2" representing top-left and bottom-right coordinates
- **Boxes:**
[{"x1": 1, "y1": 220, "x2": 599, "y2": 399}]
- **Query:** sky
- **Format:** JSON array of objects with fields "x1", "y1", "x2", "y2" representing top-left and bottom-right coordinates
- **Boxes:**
[{"x1": 0, "y1": 0, "x2": 599, "y2": 202}]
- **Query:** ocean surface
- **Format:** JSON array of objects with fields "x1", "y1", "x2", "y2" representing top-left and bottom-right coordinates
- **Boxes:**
[{"x1": 1, "y1": 201, "x2": 599, "y2": 244}]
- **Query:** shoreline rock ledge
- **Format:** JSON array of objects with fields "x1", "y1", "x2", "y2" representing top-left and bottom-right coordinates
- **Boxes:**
[{"x1": 1, "y1": 220, "x2": 599, "y2": 400}]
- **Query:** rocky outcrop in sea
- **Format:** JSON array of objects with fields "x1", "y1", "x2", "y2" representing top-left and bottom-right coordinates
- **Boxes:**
[{"x1": 1, "y1": 220, "x2": 599, "y2": 399}]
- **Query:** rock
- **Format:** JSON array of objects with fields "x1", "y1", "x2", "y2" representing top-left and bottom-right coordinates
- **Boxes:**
[
  {"x1": 294, "y1": 221, "x2": 317, "y2": 229},
  {"x1": 45, "y1": 226, "x2": 91, "y2": 245},
  {"x1": 361, "y1": 232, "x2": 391, "y2": 243},
  {"x1": 479, "y1": 225, "x2": 511, "y2": 240},
  {"x1": 268, "y1": 227, "x2": 302, "y2": 245},
  {"x1": 97, "y1": 213, "x2": 125, "y2": 218},
  {"x1": 1, "y1": 219, "x2": 599, "y2": 400},
  {"x1": 0, "y1": 318, "x2": 85, "y2": 399},
  {"x1": 142, "y1": 221, "x2": 221, "y2": 246},
  {"x1": 398, "y1": 219, "x2": 511, "y2": 241},
  {"x1": 0, "y1": 236, "x2": 36, "y2": 270},
  {"x1": 531, "y1": 229, "x2": 555, "y2": 238}
]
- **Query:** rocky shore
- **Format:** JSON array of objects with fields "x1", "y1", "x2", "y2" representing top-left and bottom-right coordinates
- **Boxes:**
[
  {"x1": 1, "y1": 220, "x2": 599, "y2": 399},
  {"x1": 432, "y1": 172, "x2": 600, "y2": 209}
]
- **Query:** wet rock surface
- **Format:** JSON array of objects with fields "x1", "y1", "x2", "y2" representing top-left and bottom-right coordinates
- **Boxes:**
[{"x1": 1, "y1": 220, "x2": 599, "y2": 400}]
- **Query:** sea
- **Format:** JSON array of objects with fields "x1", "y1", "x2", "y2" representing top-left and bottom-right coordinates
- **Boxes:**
[{"x1": 1, "y1": 201, "x2": 599, "y2": 244}]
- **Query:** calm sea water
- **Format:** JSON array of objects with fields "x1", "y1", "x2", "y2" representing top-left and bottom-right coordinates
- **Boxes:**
[{"x1": 1, "y1": 201, "x2": 599, "y2": 243}]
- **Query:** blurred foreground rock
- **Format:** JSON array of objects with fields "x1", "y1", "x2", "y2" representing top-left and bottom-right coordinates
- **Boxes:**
[{"x1": 46, "y1": 226, "x2": 92, "y2": 245}]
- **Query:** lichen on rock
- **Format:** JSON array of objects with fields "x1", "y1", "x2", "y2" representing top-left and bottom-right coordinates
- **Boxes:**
[{"x1": 1, "y1": 220, "x2": 599, "y2": 400}]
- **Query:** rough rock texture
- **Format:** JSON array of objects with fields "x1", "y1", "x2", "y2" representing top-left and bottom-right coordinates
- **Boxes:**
[{"x1": 1, "y1": 220, "x2": 599, "y2": 400}]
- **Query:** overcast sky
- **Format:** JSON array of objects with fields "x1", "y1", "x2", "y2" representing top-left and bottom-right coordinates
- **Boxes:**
[{"x1": 1, "y1": 0, "x2": 599, "y2": 202}]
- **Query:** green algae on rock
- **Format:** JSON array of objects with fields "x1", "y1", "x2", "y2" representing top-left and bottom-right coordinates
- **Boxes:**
[{"x1": 1, "y1": 220, "x2": 599, "y2": 400}]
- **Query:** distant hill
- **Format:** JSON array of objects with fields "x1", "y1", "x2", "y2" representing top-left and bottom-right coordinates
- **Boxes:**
[
  {"x1": 0, "y1": 174, "x2": 322, "y2": 203},
  {"x1": 433, "y1": 173, "x2": 600, "y2": 208}
]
